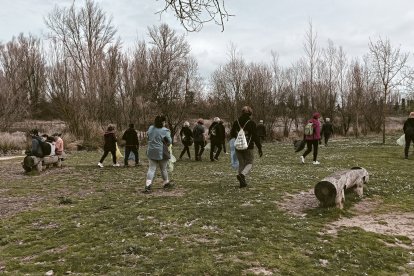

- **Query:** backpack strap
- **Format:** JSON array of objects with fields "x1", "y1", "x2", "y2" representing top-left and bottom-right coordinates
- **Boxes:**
[{"x1": 237, "y1": 119, "x2": 250, "y2": 130}]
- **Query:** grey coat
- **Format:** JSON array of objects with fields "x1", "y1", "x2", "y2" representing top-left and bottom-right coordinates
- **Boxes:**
[{"x1": 146, "y1": 125, "x2": 172, "y2": 160}]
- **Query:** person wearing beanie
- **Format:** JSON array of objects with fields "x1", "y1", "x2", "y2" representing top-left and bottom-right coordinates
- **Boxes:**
[
  {"x1": 122, "y1": 123, "x2": 140, "y2": 166},
  {"x1": 230, "y1": 106, "x2": 263, "y2": 188},
  {"x1": 403, "y1": 111, "x2": 414, "y2": 159},
  {"x1": 179, "y1": 121, "x2": 193, "y2": 160},
  {"x1": 300, "y1": 112, "x2": 322, "y2": 165},
  {"x1": 193, "y1": 118, "x2": 206, "y2": 161},
  {"x1": 321, "y1": 117, "x2": 334, "y2": 146}
]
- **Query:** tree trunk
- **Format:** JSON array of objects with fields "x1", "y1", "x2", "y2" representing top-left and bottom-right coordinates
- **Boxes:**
[{"x1": 314, "y1": 167, "x2": 369, "y2": 209}]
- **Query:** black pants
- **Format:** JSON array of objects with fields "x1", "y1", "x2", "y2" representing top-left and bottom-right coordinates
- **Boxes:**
[
  {"x1": 124, "y1": 146, "x2": 139, "y2": 165},
  {"x1": 210, "y1": 141, "x2": 222, "y2": 160},
  {"x1": 303, "y1": 140, "x2": 319, "y2": 161},
  {"x1": 222, "y1": 141, "x2": 227, "y2": 153},
  {"x1": 100, "y1": 149, "x2": 116, "y2": 164},
  {"x1": 194, "y1": 141, "x2": 205, "y2": 160},
  {"x1": 324, "y1": 133, "x2": 332, "y2": 145},
  {"x1": 180, "y1": 145, "x2": 191, "y2": 159},
  {"x1": 405, "y1": 134, "x2": 414, "y2": 158}
]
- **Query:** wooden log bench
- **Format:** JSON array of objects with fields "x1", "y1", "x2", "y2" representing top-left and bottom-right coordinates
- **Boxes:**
[
  {"x1": 314, "y1": 167, "x2": 369, "y2": 209},
  {"x1": 22, "y1": 155, "x2": 64, "y2": 172}
]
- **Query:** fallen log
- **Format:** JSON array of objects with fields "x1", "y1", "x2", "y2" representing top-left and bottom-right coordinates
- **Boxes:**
[
  {"x1": 314, "y1": 167, "x2": 369, "y2": 209},
  {"x1": 22, "y1": 155, "x2": 64, "y2": 172}
]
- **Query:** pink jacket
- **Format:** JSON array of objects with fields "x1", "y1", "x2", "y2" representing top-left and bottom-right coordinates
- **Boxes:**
[{"x1": 304, "y1": 118, "x2": 321, "y2": 141}]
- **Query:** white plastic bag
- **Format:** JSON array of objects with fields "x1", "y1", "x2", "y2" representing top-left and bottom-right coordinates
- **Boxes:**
[{"x1": 396, "y1": 134, "x2": 405, "y2": 146}]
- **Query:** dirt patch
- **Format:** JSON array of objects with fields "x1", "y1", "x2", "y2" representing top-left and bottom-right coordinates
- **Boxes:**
[
  {"x1": 277, "y1": 189, "x2": 319, "y2": 217},
  {"x1": 0, "y1": 195, "x2": 44, "y2": 219},
  {"x1": 327, "y1": 212, "x2": 414, "y2": 244},
  {"x1": 278, "y1": 191, "x2": 414, "y2": 247}
]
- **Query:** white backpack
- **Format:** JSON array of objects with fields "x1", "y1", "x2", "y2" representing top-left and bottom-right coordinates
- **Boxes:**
[{"x1": 235, "y1": 120, "x2": 250, "y2": 150}]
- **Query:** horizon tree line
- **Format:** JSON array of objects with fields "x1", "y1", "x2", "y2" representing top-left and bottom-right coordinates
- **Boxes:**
[{"x1": 0, "y1": 0, "x2": 413, "y2": 144}]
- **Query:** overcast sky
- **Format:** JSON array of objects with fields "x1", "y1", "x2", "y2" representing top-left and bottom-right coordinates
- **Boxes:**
[{"x1": 1, "y1": 0, "x2": 413, "y2": 82}]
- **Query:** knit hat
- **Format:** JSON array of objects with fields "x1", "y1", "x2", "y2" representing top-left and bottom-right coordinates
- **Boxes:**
[
  {"x1": 313, "y1": 112, "x2": 321, "y2": 119},
  {"x1": 410, "y1": 112, "x2": 414, "y2": 118},
  {"x1": 183, "y1": 121, "x2": 190, "y2": 127},
  {"x1": 213, "y1": 117, "x2": 220, "y2": 123},
  {"x1": 325, "y1": 118, "x2": 330, "y2": 122},
  {"x1": 259, "y1": 120, "x2": 263, "y2": 124}
]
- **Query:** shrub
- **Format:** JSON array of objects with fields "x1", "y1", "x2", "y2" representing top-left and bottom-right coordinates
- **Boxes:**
[{"x1": 0, "y1": 132, "x2": 28, "y2": 154}]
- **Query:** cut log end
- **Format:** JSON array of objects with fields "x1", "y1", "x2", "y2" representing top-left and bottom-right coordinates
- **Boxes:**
[{"x1": 314, "y1": 181, "x2": 337, "y2": 207}]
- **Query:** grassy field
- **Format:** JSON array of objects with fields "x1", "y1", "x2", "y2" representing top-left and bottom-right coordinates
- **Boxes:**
[{"x1": 0, "y1": 136, "x2": 413, "y2": 275}]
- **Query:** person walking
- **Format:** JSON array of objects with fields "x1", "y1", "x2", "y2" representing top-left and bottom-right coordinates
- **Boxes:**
[
  {"x1": 220, "y1": 119, "x2": 228, "y2": 154},
  {"x1": 209, "y1": 117, "x2": 225, "y2": 161},
  {"x1": 144, "y1": 115, "x2": 173, "y2": 193},
  {"x1": 98, "y1": 125, "x2": 119, "y2": 168},
  {"x1": 179, "y1": 121, "x2": 193, "y2": 160},
  {"x1": 230, "y1": 106, "x2": 263, "y2": 188},
  {"x1": 403, "y1": 111, "x2": 414, "y2": 159},
  {"x1": 193, "y1": 118, "x2": 206, "y2": 161},
  {"x1": 122, "y1": 123, "x2": 140, "y2": 166},
  {"x1": 300, "y1": 112, "x2": 322, "y2": 165},
  {"x1": 256, "y1": 120, "x2": 267, "y2": 143},
  {"x1": 321, "y1": 118, "x2": 334, "y2": 146}
]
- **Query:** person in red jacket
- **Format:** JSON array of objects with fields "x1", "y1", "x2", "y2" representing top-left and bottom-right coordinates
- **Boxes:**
[{"x1": 300, "y1": 112, "x2": 322, "y2": 165}]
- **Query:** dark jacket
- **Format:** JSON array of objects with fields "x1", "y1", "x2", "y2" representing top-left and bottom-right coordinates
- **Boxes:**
[
  {"x1": 230, "y1": 113, "x2": 262, "y2": 150},
  {"x1": 103, "y1": 131, "x2": 117, "y2": 151},
  {"x1": 180, "y1": 126, "x2": 193, "y2": 146},
  {"x1": 122, "y1": 127, "x2": 139, "y2": 147},
  {"x1": 193, "y1": 124, "x2": 205, "y2": 142},
  {"x1": 404, "y1": 118, "x2": 414, "y2": 136},
  {"x1": 209, "y1": 122, "x2": 225, "y2": 143},
  {"x1": 256, "y1": 124, "x2": 266, "y2": 137},
  {"x1": 31, "y1": 136, "x2": 43, "y2": 157},
  {"x1": 321, "y1": 122, "x2": 334, "y2": 136}
]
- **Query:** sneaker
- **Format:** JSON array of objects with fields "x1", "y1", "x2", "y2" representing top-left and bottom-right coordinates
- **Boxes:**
[
  {"x1": 142, "y1": 185, "x2": 152, "y2": 194},
  {"x1": 313, "y1": 161, "x2": 320, "y2": 165},
  {"x1": 237, "y1": 174, "x2": 247, "y2": 188},
  {"x1": 163, "y1": 182, "x2": 175, "y2": 189},
  {"x1": 300, "y1": 156, "x2": 305, "y2": 164},
  {"x1": 98, "y1": 162, "x2": 104, "y2": 168},
  {"x1": 113, "y1": 163, "x2": 120, "y2": 167}
]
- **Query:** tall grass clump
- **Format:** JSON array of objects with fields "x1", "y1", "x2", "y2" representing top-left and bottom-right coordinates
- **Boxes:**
[{"x1": 0, "y1": 132, "x2": 28, "y2": 154}]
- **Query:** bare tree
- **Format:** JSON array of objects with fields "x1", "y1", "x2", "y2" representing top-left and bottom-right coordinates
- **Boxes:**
[
  {"x1": 147, "y1": 23, "x2": 196, "y2": 139},
  {"x1": 368, "y1": 37, "x2": 409, "y2": 144},
  {"x1": 0, "y1": 34, "x2": 47, "y2": 130},
  {"x1": 303, "y1": 19, "x2": 319, "y2": 111},
  {"x1": 158, "y1": 0, "x2": 232, "y2": 32},
  {"x1": 45, "y1": 0, "x2": 119, "y2": 137}
]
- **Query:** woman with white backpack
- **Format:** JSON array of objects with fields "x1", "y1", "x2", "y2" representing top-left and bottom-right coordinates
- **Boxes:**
[{"x1": 230, "y1": 106, "x2": 263, "y2": 188}]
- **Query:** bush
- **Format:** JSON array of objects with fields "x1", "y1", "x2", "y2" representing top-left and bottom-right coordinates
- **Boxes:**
[{"x1": 0, "y1": 132, "x2": 28, "y2": 154}]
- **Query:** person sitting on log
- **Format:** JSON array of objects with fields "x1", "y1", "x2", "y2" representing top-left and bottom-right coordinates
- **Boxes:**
[
  {"x1": 41, "y1": 134, "x2": 55, "y2": 156},
  {"x1": 29, "y1": 129, "x2": 44, "y2": 158},
  {"x1": 53, "y1": 133, "x2": 64, "y2": 156}
]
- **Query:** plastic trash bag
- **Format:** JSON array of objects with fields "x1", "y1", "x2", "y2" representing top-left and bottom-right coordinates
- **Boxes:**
[
  {"x1": 115, "y1": 143, "x2": 123, "y2": 159},
  {"x1": 229, "y1": 138, "x2": 239, "y2": 170},
  {"x1": 397, "y1": 134, "x2": 405, "y2": 146}
]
